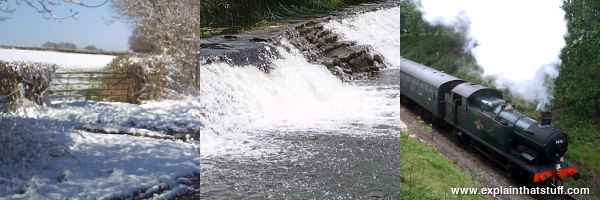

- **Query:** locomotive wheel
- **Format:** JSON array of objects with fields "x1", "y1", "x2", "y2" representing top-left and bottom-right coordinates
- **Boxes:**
[
  {"x1": 554, "y1": 176, "x2": 563, "y2": 186},
  {"x1": 455, "y1": 131, "x2": 467, "y2": 144},
  {"x1": 504, "y1": 163, "x2": 514, "y2": 177}
]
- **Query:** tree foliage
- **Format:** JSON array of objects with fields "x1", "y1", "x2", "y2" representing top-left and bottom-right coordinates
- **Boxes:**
[
  {"x1": 399, "y1": 0, "x2": 478, "y2": 78},
  {"x1": 42, "y1": 41, "x2": 78, "y2": 50},
  {"x1": 556, "y1": 0, "x2": 600, "y2": 117},
  {"x1": 83, "y1": 45, "x2": 100, "y2": 51},
  {"x1": 400, "y1": 0, "x2": 425, "y2": 35}
]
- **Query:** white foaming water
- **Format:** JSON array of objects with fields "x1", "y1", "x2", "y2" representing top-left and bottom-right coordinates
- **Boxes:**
[
  {"x1": 200, "y1": 41, "x2": 399, "y2": 157},
  {"x1": 325, "y1": 7, "x2": 400, "y2": 68}
]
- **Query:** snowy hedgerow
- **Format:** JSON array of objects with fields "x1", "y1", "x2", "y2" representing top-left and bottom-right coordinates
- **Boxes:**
[
  {"x1": 106, "y1": 55, "x2": 196, "y2": 103},
  {"x1": 0, "y1": 61, "x2": 57, "y2": 112},
  {"x1": 0, "y1": 61, "x2": 20, "y2": 112},
  {"x1": 14, "y1": 62, "x2": 57, "y2": 105}
]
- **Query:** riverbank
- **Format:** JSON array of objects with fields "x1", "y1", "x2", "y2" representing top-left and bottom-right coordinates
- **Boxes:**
[{"x1": 200, "y1": 0, "x2": 390, "y2": 37}]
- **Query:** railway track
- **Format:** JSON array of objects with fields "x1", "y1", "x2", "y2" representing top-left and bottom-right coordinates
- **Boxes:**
[{"x1": 534, "y1": 192, "x2": 578, "y2": 200}]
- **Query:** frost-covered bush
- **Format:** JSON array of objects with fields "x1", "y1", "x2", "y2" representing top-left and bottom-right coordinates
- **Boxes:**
[
  {"x1": 15, "y1": 62, "x2": 57, "y2": 105},
  {"x1": 0, "y1": 61, "x2": 21, "y2": 112},
  {"x1": 106, "y1": 55, "x2": 196, "y2": 103},
  {"x1": 0, "y1": 61, "x2": 57, "y2": 112}
]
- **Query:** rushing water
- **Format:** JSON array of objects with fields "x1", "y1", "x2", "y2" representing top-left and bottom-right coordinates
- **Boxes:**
[{"x1": 200, "y1": 7, "x2": 400, "y2": 199}]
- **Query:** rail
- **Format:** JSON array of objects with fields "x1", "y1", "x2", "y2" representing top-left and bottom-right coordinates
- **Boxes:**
[{"x1": 49, "y1": 71, "x2": 134, "y2": 103}]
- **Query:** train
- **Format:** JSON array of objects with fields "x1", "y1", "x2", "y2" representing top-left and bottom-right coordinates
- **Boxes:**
[{"x1": 400, "y1": 57, "x2": 580, "y2": 186}]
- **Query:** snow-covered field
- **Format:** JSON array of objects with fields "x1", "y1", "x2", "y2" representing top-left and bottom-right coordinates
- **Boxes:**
[
  {"x1": 0, "y1": 46, "x2": 200, "y2": 198},
  {"x1": 0, "y1": 98, "x2": 200, "y2": 199},
  {"x1": 0, "y1": 48, "x2": 116, "y2": 70}
]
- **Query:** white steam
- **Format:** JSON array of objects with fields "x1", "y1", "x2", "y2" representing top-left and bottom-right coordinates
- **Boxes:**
[{"x1": 419, "y1": 0, "x2": 566, "y2": 110}]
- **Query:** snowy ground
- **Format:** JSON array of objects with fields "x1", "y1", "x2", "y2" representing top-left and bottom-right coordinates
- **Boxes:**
[
  {"x1": 0, "y1": 98, "x2": 200, "y2": 199},
  {"x1": 0, "y1": 48, "x2": 116, "y2": 71}
]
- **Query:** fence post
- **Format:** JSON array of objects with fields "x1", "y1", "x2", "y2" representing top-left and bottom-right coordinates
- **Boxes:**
[
  {"x1": 126, "y1": 72, "x2": 131, "y2": 103},
  {"x1": 87, "y1": 73, "x2": 92, "y2": 100},
  {"x1": 65, "y1": 73, "x2": 70, "y2": 103}
]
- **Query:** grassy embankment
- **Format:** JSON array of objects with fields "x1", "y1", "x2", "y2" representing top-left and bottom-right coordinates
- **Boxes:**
[
  {"x1": 401, "y1": 119, "x2": 484, "y2": 199},
  {"x1": 200, "y1": 0, "x2": 385, "y2": 37}
]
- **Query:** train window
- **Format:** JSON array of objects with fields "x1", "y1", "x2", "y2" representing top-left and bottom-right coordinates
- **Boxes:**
[
  {"x1": 401, "y1": 74, "x2": 404, "y2": 86},
  {"x1": 426, "y1": 85, "x2": 431, "y2": 101},
  {"x1": 418, "y1": 82, "x2": 422, "y2": 95}
]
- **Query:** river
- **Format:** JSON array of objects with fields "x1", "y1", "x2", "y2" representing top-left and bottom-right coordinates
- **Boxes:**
[{"x1": 200, "y1": 7, "x2": 400, "y2": 199}]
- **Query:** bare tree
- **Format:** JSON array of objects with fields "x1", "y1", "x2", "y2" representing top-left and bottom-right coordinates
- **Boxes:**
[
  {"x1": 110, "y1": 0, "x2": 200, "y2": 91},
  {"x1": 0, "y1": 0, "x2": 108, "y2": 21},
  {"x1": 111, "y1": 0, "x2": 199, "y2": 54}
]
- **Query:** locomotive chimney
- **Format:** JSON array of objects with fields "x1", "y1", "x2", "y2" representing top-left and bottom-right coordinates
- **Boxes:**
[
  {"x1": 541, "y1": 111, "x2": 553, "y2": 126},
  {"x1": 505, "y1": 100, "x2": 514, "y2": 110}
]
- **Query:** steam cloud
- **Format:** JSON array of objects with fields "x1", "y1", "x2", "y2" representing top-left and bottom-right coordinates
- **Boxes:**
[{"x1": 419, "y1": 0, "x2": 566, "y2": 110}]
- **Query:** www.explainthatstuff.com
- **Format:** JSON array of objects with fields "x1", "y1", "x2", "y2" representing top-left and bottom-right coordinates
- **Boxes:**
[{"x1": 452, "y1": 186, "x2": 590, "y2": 197}]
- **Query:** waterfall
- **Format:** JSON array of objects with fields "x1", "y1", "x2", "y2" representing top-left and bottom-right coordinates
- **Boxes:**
[
  {"x1": 200, "y1": 7, "x2": 401, "y2": 157},
  {"x1": 325, "y1": 7, "x2": 400, "y2": 68}
]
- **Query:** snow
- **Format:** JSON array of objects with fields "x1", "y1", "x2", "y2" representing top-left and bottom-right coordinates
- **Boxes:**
[
  {"x1": 0, "y1": 97, "x2": 200, "y2": 199},
  {"x1": 0, "y1": 48, "x2": 116, "y2": 71}
]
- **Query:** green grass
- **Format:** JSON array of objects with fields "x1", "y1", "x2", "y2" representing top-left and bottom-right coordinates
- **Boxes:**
[{"x1": 400, "y1": 122, "x2": 484, "y2": 199}]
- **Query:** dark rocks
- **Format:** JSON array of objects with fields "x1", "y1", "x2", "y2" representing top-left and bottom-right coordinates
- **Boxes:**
[
  {"x1": 199, "y1": 36, "x2": 276, "y2": 72},
  {"x1": 249, "y1": 37, "x2": 269, "y2": 42},
  {"x1": 284, "y1": 20, "x2": 386, "y2": 79}
]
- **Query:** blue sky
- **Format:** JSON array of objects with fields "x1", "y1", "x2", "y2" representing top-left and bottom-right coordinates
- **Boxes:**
[{"x1": 0, "y1": 2, "x2": 131, "y2": 51}]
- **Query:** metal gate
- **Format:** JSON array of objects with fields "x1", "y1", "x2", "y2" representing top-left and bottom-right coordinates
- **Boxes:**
[{"x1": 49, "y1": 72, "x2": 133, "y2": 102}]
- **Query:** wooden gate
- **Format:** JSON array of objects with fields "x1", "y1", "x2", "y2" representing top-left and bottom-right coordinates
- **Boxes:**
[{"x1": 49, "y1": 72, "x2": 134, "y2": 103}]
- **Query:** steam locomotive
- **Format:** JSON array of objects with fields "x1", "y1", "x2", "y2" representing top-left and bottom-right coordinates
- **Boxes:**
[{"x1": 400, "y1": 57, "x2": 580, "y2": 186}]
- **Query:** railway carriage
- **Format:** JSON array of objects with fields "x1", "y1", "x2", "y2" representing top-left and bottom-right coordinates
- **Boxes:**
[{"x1": 400, "y1": 57, "x2": 580, "y2": 186}]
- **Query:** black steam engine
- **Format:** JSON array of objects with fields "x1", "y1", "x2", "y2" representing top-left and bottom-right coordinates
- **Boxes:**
[{"x1": 400, "y1": 57, "x2": 580, "y2": 186}]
